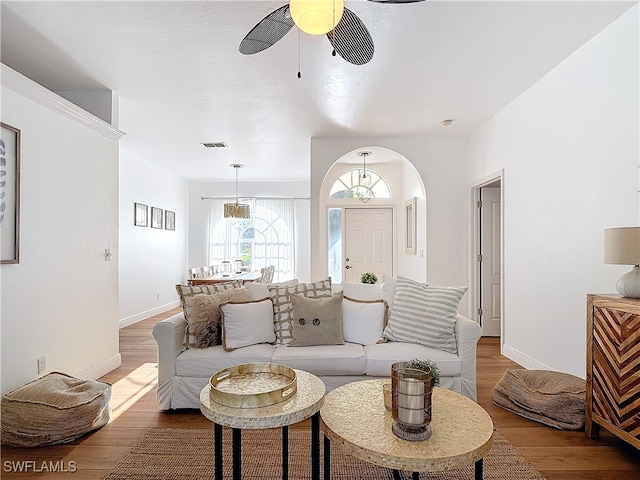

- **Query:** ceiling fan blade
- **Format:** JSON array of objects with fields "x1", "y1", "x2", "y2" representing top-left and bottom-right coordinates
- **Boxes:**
[
  {"x1": 326, "y1": 8, "x2": 374, "y2": 65},
  {"x1": 239, "y1": 4, "x2": 294, "y2": 55}
]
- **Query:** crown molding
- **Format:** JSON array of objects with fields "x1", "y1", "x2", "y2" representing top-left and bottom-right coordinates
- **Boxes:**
[{"x1": 1, "y1": 63, "x2": 125, "y2": 142}]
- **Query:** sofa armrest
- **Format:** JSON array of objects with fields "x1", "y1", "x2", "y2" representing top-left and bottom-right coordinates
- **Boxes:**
[
  {"x1": 455, "y1": 314, "x2": 482, "y2": 402},
  {"x1": 152, "y1": 312, "x2": 186, "y2": 409}
]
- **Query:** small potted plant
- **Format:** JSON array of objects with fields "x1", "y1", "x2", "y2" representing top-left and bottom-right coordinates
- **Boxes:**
[
  {"x1": 360, "y1": 272, "x2": 378, "y2": 284},
  {"x1": 406, "y1": 358, "x2": 441, "y2": 387}
]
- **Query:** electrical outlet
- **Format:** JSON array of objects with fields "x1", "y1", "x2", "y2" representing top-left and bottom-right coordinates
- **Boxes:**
[{"x1": 37, "y1": 356, "x2": 46, "y2": 374}]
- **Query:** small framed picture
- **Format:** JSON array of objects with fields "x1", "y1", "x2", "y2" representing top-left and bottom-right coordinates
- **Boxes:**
[
  {"x1": 134, "y1": 203, "x2": 148, "y2": 227},
  {"x1": 165, "y1": 210, "x2": 175, "y2": 231},
  {"x1": 151, "y1": 207, "x2": 163, "y2": 229},
  {"x1": 1, "y1": 122, "x2": 20, "y2": 264}
]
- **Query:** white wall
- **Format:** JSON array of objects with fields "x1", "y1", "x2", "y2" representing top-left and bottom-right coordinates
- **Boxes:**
[
  {"x1": 188, "y1": 181, "x2": 311, "y2": 282},
  {"x1": 468, "y1": 6, "x2": 639, "y2": 376},
  {"x1": 119, "y1": 150, "x2": 188, "y2": 327},
  {"x1": 311, "y1": 137, "x2": 470, "y2": 307},
  {"x1": 1, "y1": 65, "x2": 122, "y2": 394}
]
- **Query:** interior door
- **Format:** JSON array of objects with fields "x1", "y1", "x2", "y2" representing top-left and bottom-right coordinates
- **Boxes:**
[
  {"x1": 344, "y1": 208, "x2": 393, "y2": 283},
  {"x1": 480, "y1": 187, "x2": 501, "y2": 336}
]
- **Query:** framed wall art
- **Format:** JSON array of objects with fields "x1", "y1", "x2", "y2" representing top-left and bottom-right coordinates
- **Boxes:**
[
  {"x1": 134, "y1": 203, "x2": 148, "y2": 227},
  {"x1": 151, "y1": 207, "x2": 163, "y2": 229},
  {"x1": 165, "y1": 210, "x2": 175, "y2": 231},
  {"x1": 1, "y1": 122, "x2": 21, "y2": 264},
  {"x1": 405, "y1": 197, "x2": 416, "y2": 255}
]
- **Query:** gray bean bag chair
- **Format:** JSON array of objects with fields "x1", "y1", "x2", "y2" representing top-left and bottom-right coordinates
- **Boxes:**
[{"x1": 1, "y1": 372, "x2": 111, "y2": 447}]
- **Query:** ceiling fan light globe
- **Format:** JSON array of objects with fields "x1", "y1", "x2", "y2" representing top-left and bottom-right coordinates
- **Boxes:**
[{"x1": 290, "y1": 0, "x2": 345, "y2": 35}]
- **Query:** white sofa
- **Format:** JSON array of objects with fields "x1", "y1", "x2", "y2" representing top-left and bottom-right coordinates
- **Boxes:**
[{"x1": 152, "y1": 280, "x2": 482, "y2": 410}]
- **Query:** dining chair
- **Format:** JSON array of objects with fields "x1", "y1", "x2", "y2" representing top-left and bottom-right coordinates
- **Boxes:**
[{"x1": 260, "y1": 265, "x2": 275, "y2": 284}]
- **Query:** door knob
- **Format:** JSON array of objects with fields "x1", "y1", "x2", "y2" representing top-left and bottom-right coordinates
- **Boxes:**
[{"x1": 345, "y1": 265, "x2": 352, "y2": 269}]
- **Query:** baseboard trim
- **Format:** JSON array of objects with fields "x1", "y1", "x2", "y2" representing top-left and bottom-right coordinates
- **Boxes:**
[
  {"x1": 75, "y1": 353, "x2": 122, "y2": 381},
  {"x1": 119, "y1": 301, "x2": 181, "y2": 329},
  {"x1": 501, "y1": 343, "x2": 550, "y2": 370}
]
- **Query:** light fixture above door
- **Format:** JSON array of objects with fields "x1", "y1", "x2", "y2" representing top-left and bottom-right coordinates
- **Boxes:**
[
  {"x1": 224, "y1": 164, "x2": 251, "y2": 219},
  {"x1": 356, "y1": 151, "x2": 373, "y2": 203}
]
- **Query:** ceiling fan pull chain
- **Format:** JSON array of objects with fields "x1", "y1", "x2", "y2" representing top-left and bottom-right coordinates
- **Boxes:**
[{"x1": 297, "y1": 28, "x2": 302, "y2": 79}]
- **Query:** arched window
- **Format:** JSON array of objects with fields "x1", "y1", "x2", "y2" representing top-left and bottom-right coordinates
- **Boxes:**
[
  {"x1": 329, "y1": 168, "x2": 391, "y2": 201},
  {"x1": 208, "y1": 198, "x2": 294, "y2": 282}
]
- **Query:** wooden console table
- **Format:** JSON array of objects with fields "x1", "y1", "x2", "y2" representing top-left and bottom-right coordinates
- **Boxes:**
[{"x1": 586, "y1": 294, "x2": 640, "y2": 450}]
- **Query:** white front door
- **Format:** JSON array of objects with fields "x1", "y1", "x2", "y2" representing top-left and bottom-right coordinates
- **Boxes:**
[
  {"x1": 480, "y1": 187, "x2": 501, "y2": 336},
  {"x1": 344, "y1": 208, "x2": 393, "y2": 283}
]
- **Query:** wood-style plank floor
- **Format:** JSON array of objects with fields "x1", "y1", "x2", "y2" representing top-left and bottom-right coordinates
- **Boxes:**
[{"x1": 2, "y1": 307, "x2": 639, "y2": 479}]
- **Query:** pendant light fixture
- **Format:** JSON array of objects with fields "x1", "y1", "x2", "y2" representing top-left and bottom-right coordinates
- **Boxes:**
[
  {"x1": 356, "y1": 151, "x2": 373, "y2": 203},
  {"x1": 224, "y1": 164, "x2": 251, "y2": 219}
]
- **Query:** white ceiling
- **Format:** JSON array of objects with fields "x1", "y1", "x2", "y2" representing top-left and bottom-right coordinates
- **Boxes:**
[{"x1": 1, "y1": 1, "x2": 635, "y2": 182}]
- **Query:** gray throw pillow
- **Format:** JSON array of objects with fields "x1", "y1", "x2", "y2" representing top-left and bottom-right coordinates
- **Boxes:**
[{"x1": 289, "y1": 292, "x2": 345, "y2": 347}]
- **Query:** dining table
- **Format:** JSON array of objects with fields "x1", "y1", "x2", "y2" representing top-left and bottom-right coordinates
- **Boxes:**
[{"x1": 189, "y1": 271, "x2": 262, "y2": 286}]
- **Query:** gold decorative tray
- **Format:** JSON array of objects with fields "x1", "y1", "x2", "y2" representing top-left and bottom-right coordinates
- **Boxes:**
[{"x1": 209, "y1": 363, "x2": 297, "y2": 408}]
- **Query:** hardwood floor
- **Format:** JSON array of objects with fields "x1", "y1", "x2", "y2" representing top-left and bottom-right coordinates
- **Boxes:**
[{"x1": 2, "y1": 307, "x2": 639, "y2": 479}]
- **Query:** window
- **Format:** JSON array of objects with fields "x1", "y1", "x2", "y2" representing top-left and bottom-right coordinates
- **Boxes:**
[
  {"x1": 208, "y1": 198, "x2": 294, "y2": 281},
  {"x1": 327, "y1": 208, "x2": 342, "y2": 283},
  {"x1": 329, "y1": 168, "x2": 391, "y2": 201}
]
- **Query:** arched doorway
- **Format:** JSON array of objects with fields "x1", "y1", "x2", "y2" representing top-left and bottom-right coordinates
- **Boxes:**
[{"x1": 318, "y1": 146, "x2": 427, "y2": 284}]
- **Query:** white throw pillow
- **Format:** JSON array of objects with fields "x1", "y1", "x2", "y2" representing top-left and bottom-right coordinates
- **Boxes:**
[
  {"x1": 220, "y1": 298, "x2": 276, "y2": 351},
  {"x1": 383, "y1": 276, "x2": 467, "y2": 354},
  {"x1": 380, "y1": 274, "x2": 397, "y2": 307},
  {"x1": 341, "y1": 282, "x2": 383, "y2": 301},
  {"x1": 342, "y1": 297, "x2": 387, "y2": 345}
]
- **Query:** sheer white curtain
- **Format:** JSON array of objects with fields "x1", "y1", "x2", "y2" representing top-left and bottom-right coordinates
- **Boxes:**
[{"x1": 208, "y1": 198, "x2": 295, "y2": 281}]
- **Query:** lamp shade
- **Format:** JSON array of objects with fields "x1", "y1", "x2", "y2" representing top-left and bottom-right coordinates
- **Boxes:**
[
  {"x1": 604, "y1": 227, "x2": 640, "y2": 265},
  {"x1": 290, "y1": 0, "x2": 344, "y2": 35}
]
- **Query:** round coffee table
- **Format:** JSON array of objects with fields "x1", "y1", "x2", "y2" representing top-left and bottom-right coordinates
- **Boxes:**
[
  {"x1": 200, "y1": 368, "x2": 325, "y2": 480},
  {"x1": 320, "y1": 379, "x2": 493, "y2": 480}
]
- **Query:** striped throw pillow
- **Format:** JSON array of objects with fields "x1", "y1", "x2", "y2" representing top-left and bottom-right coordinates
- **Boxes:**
[{"x1": 383, "y1": 276, "x2": 467, "y2": 354}]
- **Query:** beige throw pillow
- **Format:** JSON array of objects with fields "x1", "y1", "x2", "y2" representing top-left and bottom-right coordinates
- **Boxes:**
[
  {"x1": 268, "y1": 278, "x2": 332, "y2": 345},
  {"x1": 183, "y1": 288, "x2": 251, "y2": 349},
  {"x1": 289, "y1": 292, "x2": 345, "y2": 347}
]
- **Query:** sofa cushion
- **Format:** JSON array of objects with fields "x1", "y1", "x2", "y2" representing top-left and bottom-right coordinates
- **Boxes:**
[
  {"x1": 364, "y1": 342, "x2": 461, "y2": 378},
  {"x1": 220, "y1": 298, "x2": 276, "y2": 351},
  {"x1": 268, "y1": 277, "x2": 332, "y2": 345},
  {"x1": 176, "y1": 344, "x2": 275, "y2": 378},
  {"x1": 342, "y1": 297, "x2": 387, "y2": 345},
  {"x1": 271, "y1": 343, "x2": 366, "y2": 376},
  {"x1": 383, "y1": 276, "x2": 467, "y2": 354},
  {"x1": 289, "y1": 292, "x2": 345, "y2": 347}
]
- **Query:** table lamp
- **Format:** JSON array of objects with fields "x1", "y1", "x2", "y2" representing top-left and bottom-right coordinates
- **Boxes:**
[{"x1": 604, "y1": 227, "x2": 640, "y2": 298}]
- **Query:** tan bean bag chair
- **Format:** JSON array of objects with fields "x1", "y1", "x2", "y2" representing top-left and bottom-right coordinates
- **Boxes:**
[
  {"x1": 1, "y1": 372, "x2": 111, "y2": 447},
  {"x1": 493, "y1": 369, "x2": 585, "y2": 430}
]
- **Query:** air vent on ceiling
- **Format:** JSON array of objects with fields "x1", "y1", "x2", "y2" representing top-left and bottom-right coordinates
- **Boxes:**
[{"x1": 202, "y1": 142, "x2": 228, "y2": 148}]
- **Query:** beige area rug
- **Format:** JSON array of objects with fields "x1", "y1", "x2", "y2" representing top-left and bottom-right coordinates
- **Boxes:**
[{"x1": 103, "y1": 427, "x2": 546, "y2": 480}]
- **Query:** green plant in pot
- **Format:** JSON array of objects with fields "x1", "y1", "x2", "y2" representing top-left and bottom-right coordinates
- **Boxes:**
[
  {"x1": 406, "y1": 358, "x2": 441, "y2": 387},
  {"x1": 360, "y1": 272, "x2": 378, "y2": 284}
]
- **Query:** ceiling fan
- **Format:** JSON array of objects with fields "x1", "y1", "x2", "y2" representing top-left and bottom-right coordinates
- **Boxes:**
[{"x1": 239, "y1": 0, "x2": 425, "y2": 66}]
